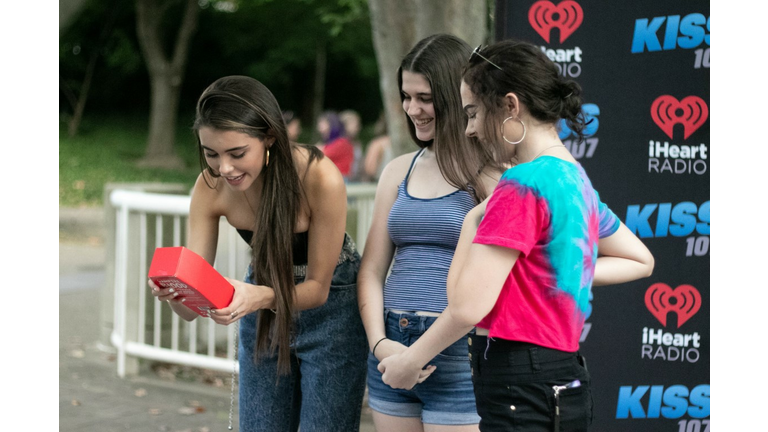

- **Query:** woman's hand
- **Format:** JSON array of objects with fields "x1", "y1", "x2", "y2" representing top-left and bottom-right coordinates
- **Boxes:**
[
  {"x1": 372, "y1": 338, "x2": 440, "y2": 388},
  {"x1": 148, "y1": 279, "x2": 187, "y2": 305},
  {"x1": 209, "y1": 277, "x2": 276, "y2": 326},
  {"x1": 148, "y1": 279, "x2": 198, "y2": 321},
  {"x1": 377, "y1": 352, "x2": 436, "y2": 390},
  {"x1": 375, "y1": 339, "x2": 437, "y2": 389}
]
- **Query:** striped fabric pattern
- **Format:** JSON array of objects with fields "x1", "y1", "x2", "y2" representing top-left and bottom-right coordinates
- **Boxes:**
[{"x1": 383, "y1": 151, "x2": 477, "y2": 313}]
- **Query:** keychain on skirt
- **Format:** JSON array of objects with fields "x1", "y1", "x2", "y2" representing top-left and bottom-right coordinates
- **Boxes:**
[
  {"x1": 552, "y1": 379, "x2": 581, "y2": 432},
  {"x1": 228, "y1": 322, "x2": 239, "y2": 430}
]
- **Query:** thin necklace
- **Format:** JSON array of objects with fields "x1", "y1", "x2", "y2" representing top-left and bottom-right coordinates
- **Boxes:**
[
  {"x1": 243, "y1": 191, "x2": 255, "y2": 213},
  {"x1": 529, "y1": 144, "x2": 566, "y2": 163}
]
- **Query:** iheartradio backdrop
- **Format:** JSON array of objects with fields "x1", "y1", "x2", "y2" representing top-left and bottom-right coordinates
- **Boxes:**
[{"x1": 494, "y1": 1, "x2": 710, "y2": 430}]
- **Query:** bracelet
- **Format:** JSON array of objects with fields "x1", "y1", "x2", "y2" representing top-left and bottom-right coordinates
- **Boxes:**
[{"x1": 372, "y1": 337, "x2": 387, "y2": 357}]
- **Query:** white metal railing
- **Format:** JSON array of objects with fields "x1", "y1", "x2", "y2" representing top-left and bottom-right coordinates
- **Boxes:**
[{"x1": 109, "y1": 183, "x2": 377, "y2": 377}]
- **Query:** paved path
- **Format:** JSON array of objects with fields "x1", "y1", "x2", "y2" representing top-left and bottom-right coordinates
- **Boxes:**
[{"x1": 59, "y1": 207, "x2": 376, "y2": 431}]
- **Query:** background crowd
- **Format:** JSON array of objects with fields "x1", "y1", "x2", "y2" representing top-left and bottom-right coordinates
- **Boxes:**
[{"x1": 283, "y1": 108, "x2": 392, "y2": 183}]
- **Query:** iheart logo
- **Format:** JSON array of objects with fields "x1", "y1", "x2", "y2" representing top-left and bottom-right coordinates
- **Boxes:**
[
  {"x1": 529, "y1": 1, "x2": 584, "y2": 43},
  {"x1": 645, "y1": 283, "x2": 701, "y2": 328},
  {"x1": 651, "y1": 95, "x2": 709, "y2": 140}
]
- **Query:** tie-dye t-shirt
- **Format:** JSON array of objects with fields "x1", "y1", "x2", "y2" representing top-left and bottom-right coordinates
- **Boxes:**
[{"x1": 473, "y1": 156, "x2": 619, "y2": 352}]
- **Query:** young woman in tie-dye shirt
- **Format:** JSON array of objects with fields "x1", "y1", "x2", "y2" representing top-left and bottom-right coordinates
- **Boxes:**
[{"x1": 377, "y1": 39, "x2": 655, "y2": 432}]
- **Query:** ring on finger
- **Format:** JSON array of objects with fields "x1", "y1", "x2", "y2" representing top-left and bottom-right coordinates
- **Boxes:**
[{"x1": 231, "y1": 310, "x2": 239, "y2": 318}]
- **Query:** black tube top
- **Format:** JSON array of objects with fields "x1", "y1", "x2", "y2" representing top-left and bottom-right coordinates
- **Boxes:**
[{"x1": 236, "y1": 229, "x2": 309, "y2": 266}]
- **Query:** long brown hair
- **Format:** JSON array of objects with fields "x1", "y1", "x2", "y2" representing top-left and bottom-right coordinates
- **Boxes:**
[
  {"x1": 398, "y1": 34, "x2": 502, "y2": 202},
  {"x1": 193, "y1": 76, "x2": 321, "y2": 374}
]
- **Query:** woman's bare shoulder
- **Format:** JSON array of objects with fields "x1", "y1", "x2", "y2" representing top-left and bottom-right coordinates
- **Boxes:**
[
  {"x1": 377, "y1": 150, "x2": 418, "y2": 186},
  {"x1": 190, "y1": 171, "x2": 229, "y2": 217},
  {"x1": 296, "y1": 145, "x2": 345, "y2": 196}
]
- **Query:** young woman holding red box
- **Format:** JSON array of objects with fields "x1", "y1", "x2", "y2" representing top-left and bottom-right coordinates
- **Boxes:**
[{"x1": 149, "y1": 75, "x2": 367, "y2": 432}]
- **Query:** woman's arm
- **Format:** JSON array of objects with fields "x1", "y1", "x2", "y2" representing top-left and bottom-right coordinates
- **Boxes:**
[
  {"x1": 593, "y1": 222, "x2": 655, "y2": 286},
  {"x1": 212, "y1": 153, "x2": 350, "y2": 322},
  {"x1": 445, "y1": 197, "x2": 489, "y2": 303},
  {"x1": 150, "y1": 173, "x2": 221, "y2": 322},
  {"x1": 379, "y1": 244, "x2": 518, "y2": 389},
  {"x1": 294, "y1": 153, "x2": 349, "y2": 309},
  {"x1": 363, "y1": 136, "x2": 386, "y2": 180},
  {"x1": 357, "y1": 155, "x2": 411, "y2": 359},
  {"x1": 378, "y1": 204, "x2": 519, "y2": 389}
]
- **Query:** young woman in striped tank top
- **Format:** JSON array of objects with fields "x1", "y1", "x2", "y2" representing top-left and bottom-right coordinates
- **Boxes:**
[{"x1": 357, "y1": 34, "x2": 505, "y2": 432}]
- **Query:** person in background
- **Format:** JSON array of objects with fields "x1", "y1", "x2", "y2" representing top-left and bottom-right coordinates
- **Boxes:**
[
  {"x1": 362, "y1": 112, "x2": 392, "y2": 182},
  {"x1": 358, "y1": 34, "x2": 504, "y2": 432},
  {"x1": 340, "y1": 109, "x2": 364, "y2": 182},
  {"x1": 316, "y1": 111, "x2": 354, "y2": 180},
  {"x1": 149, "y1": 76, "x2": 367, "y2": 432},
  {"x1": 377, "y1": 40, "x2": 655, "y2": 432},
  {"x1": 282, "y1": 110, "x2": 302, "y2": 142}
]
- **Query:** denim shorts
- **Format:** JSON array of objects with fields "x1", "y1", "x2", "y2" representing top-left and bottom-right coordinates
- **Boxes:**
[
  {"x1": 238, "y1": 234, "x2": 368, "y2": 432},
  {"x1": 468, "y1": 335, "x2": 592, "y2": 432},
  {"x1": 366, "y1": 309, "x2": 480, "y2": 425}
]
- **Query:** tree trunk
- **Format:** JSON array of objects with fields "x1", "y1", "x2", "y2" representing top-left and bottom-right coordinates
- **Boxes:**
[
  {"x1": 368, "y1": 0, "x2": 416, "y2": 159},
  {"x1": 65, "y1": 0, "x2": 122, "y2": 137},
  {"x1": 311, "y1": 41, "x2": 327, "y2": 144},
  {"x1": 141, "y1": 73, "x2": 184, "y2": 167},
  {"x1": 135, "y1": 0, "x2": 199, "y2": 169},
  {"x1": 368, "y1": 0, "x2": 488, "y2": 158},
  {"x1": 414, "y1": 0, "x2": 489, "y2": 44},
  {"x1": 68, "y1": 50, "x2": 98, "y2": 137}
]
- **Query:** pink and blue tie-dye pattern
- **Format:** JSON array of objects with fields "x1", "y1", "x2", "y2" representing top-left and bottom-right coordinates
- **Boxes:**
[{"x1": 473, "y1": 156, "x2": 619, "y2": 352}]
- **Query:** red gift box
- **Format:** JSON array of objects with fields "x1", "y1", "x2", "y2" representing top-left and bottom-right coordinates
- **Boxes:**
[{"x1": 148, "y1": 246, "x2": 235, "y2": 317}]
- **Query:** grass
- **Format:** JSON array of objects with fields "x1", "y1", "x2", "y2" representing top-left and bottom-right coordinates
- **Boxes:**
[{"x1": 59, "y1": 115, "x2": 201, "y2": 207}]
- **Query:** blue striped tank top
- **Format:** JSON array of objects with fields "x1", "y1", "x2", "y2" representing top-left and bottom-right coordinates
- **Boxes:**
[{"x1": 383, "y1": 149, "x2": 478, "y2": 313}]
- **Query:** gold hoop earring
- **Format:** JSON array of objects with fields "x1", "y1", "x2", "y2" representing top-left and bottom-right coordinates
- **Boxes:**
[
  {"x1": 266, "y1": 149, "x2": 270, "y2": 167},
  {"x1": 502, "y1": 117, "x2": 526, "y2": 145}
]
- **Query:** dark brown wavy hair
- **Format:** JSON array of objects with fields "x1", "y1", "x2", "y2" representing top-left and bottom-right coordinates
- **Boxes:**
[
  {"x1": 462, "y1": 39, "x2": 587, "y2": 160},
  {"x1": 193, "y1": 75, "x2": 321, "y2": 374}
]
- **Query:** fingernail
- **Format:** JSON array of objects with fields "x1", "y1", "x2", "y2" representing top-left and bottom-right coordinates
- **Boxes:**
[
  {"x1": 173, "y1": 292, "x2": 179, "y2": 297},
  {"x1": 181, "y1": 298, "x2": 186, "y2": 303},
  {"x1": 210, "y1": 310, "x2": 216, "y2": 315},
  {"x1": 168, "y1": 288, "x2": 175, "y2": 293}
]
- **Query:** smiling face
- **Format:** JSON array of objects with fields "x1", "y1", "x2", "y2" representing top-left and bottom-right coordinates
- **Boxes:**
[
  {"x1": 401, "y1": 70, "x2": 436, "y2": 142},
  {"x1": 198, "y1": 126, "x2": 271, "y2": 191}
]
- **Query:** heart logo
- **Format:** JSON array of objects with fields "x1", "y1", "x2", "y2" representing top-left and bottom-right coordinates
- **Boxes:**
[
  {"x1": 645, "y1": 283, "x2": 701, "y2": 328},
  {"x1": 650, "y1": 95, "x2": 709, "y2": 140},
  {"x1": 529, "y1": 1, "x2": 584, "y2": 43}
]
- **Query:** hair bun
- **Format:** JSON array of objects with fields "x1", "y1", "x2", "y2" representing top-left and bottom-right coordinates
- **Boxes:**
[{"x1": 560, "y1": 81, "x2": 578, "y2": 100}]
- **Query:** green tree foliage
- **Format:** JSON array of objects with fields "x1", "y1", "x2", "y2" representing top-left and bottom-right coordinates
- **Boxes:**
[
  {"x1": 60, "y1": 0, "x2": 149, "y2": 119},
  {"x1": 60, "y1": 0, "x2": 382, "y2": 134}
]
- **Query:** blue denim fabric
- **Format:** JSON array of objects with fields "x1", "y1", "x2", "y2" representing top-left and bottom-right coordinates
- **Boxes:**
[
  {"x1": 468, "y1": 335, "x2": 592, "y2": 432},
  {"x1": 238, "y1": 235, "x2": 368, "y2": 432},
  {"x1": 366, "y1": 310, "x2": 480, "y2": 425}
]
